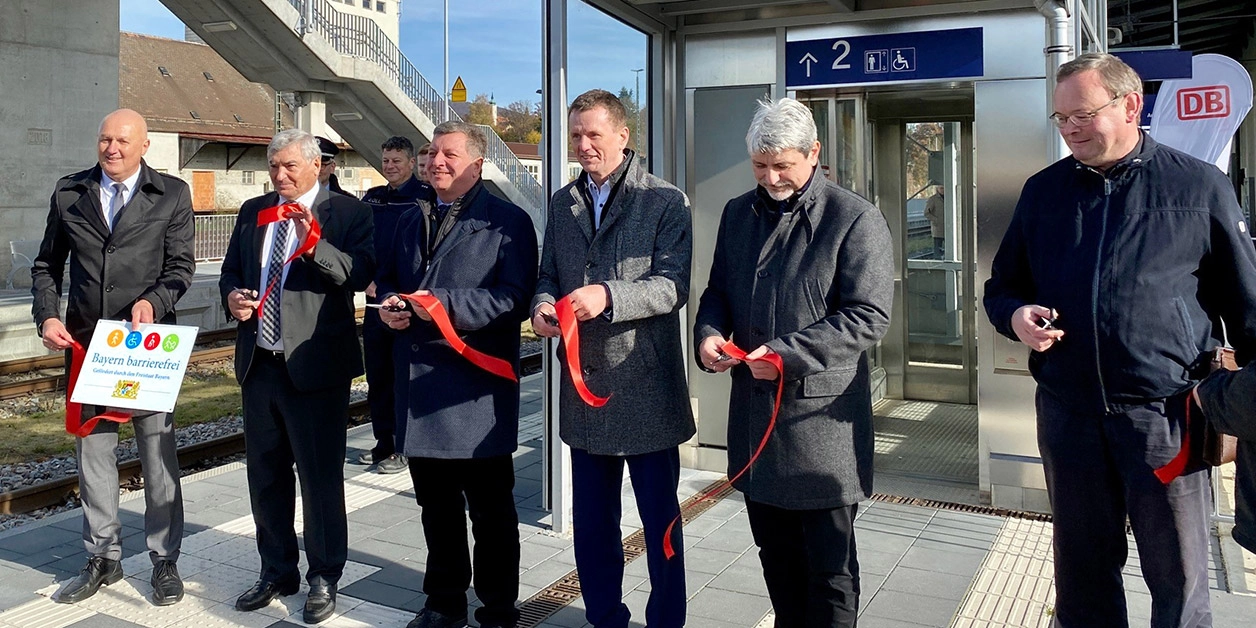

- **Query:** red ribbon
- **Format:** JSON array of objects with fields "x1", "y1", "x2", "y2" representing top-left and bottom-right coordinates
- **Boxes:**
[
  {"x1": 663, "y1": 340, "x2": 784, "y2": 559},
  {"x1": 255, "y1": 203, "x2": 322, "y2": 320},
  {"x1": 1154, "y1": 395, "x2": 1193, "y2": 484},
  {"x1": 554, "y1": 298, "x2": 611, "y2": 408},
  {"x1": 65, "y1": 340, "x2": 132, "y2": 437},
  {"x1": 398, "y1": 292, "x2": 518, "y2": 382}
]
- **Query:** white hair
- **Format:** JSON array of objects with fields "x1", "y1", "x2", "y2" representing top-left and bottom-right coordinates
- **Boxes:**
[
  {"x1": 745, "y1": 97, "x2": 818, "y2": 156},
  {"x1": 267, "y1": 128, "x2": 320, "y2": 163}
]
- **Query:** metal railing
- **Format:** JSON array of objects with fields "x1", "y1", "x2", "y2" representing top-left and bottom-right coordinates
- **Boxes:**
[
  {"x1": 194, "y1": 214, "x2": 236, "y2": 262},
  {"x1": 288, "y1": 0, "x2": 545, "y2": 211}
]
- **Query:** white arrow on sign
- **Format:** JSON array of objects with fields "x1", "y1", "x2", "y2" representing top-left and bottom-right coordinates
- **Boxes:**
[{"x1": 800, "y1": 53, "x2": 818, "y2": 78}]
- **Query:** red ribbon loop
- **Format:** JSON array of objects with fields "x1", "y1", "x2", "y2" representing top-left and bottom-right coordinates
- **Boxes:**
[
  {"x1": 1154, "y1": 395, "x2": 1193, "y2": 484},
  {"x1": 398, "y1": 292, "x2": 518, "y2": 382},
  {"x1": 255, "y1": 203, "x2": 322, "y2": 320},
  {"x1": 554, "y1": 298, "x2": 611, "y2": 408},
  {"x1": 65, "y1": 341, "x2": 132, "y2": 437},
  {"x1": 663, "y1": 340, "x2": 784, "y2": 559}
]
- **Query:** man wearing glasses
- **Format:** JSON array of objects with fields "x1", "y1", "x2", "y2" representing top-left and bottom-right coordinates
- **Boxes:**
[{"x1": 985, "y1": 53, "x2": 1256, "y2": 627}]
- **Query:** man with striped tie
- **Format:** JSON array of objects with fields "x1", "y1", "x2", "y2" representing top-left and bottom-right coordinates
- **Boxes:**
[{"x1": 219, "y1": 128, "x2": 375, "y2": 624}]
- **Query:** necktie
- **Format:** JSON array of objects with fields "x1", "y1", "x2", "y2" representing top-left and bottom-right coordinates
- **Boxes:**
[
  {"x1": 109, "y1": 183, "x2": 126, "y2": 230},
  {"x1": 260, "y1": 219, "x2": 291, "y2": 346}
]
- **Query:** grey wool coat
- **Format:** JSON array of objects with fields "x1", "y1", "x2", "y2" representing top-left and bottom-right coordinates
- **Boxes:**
[
  {"x1": 693, "y1": 175, "x2": 894, "y2": 510},
  {"x1": 532, "y1": 152, "x2": 696, "y2": 456}
]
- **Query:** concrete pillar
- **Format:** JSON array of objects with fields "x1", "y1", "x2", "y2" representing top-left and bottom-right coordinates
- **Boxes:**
[{"x1": 294, "y1": 92, "x2": 327, "y2": 137}]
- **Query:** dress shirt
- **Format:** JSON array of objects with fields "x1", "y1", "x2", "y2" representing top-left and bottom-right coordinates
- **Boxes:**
[
  {"x1": 256, "y1": 185, "x2": 320, "y2": 351},
  {"x1": 98, "y1": 169, "x2": 141, "y2": 230},
  {"x1": 587, "y1": 176, "x2": 613, "y2": 229}
]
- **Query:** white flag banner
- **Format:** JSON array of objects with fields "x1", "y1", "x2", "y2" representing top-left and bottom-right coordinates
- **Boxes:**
[{"x1": 1149, "y1": 53, "x2": 1253, "y2": 173}]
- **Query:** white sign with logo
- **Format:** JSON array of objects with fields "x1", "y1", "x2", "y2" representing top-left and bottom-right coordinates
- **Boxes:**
[
  {"x1": 1149, "y1": 53, "x2": 1253, "y2": 173},
  {"x1": 70, "y1": 321, "x2": 199, "y2": 413}
]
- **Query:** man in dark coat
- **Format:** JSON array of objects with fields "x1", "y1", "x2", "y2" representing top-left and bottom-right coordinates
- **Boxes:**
[
  {"x1": 219, "y1": 129, "x2": 375, "y2": 624},
  {"x1": 33, "y1": 108, "x2": 194, "y2": 607},
  {"x1": 984, "y1": 54, "x2": 1256, "y2": 628},
  {"x1": 693, "y1": 97, "x2": 894, "y2": 627},
  {"x1": 377, "y1": 121, "x2": 537, "y2": 628},
  {"x1": 316, "y1": 136, "x2": 351, "y2": 197},
  {"x1": 531, "y1": 89, "x2": 694, "y2": 628},
  {"x1": 1194, "y1": 364, "x2": 1256, "y2": 557},
  {"x1": 359, "y1": 135, "x2": 433, "y2": 474}
]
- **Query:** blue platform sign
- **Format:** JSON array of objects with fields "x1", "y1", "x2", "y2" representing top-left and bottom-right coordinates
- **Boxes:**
[{"x1": 786, "y1": 27, "x2": 984, "y2": 88}]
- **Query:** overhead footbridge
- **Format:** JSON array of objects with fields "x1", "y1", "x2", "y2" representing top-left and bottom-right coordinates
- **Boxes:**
[{"x1": 159, "y1": 0, "x2": 545, "y2": 230}]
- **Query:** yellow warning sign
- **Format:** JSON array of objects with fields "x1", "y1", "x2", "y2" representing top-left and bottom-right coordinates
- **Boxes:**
[{"x1": 450, "y1": 76, "x2": 467, "y2": 103}]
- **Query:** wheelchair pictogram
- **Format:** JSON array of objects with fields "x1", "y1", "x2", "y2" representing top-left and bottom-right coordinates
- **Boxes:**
[{"x1": 890, "y1": 47, "x2": 916, "y2": 72}]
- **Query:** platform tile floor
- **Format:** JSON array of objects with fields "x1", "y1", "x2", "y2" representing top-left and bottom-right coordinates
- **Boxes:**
[{"x1": 0, "y1": 376, "x2": 1253, "y2": 627}]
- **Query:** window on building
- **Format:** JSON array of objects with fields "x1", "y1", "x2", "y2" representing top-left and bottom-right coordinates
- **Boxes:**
[
  {"x1": 376, "y1": 1, "x2": 386, "y2": 12},
  {"x1": 242, "y1": 171, "x2": 255, "y2": 185},
  {"x1": 340, "y1": 168, "x2": 356, "y2": 180},
  {"x1": 362, "y1": 0, "x2": 370, "y2": 8}
]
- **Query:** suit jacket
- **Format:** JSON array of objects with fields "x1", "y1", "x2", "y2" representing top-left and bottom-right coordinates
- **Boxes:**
[
  {"x1": 219, "y1": 189, "x2": 375, "y2": 391},
  {"x1": 693, "y1": 176, "x2": 894, "y2": 510},
  {"x1": 375, "y1": 180, "x2": 538, "y2": 459},
  {"x1": 532, "y1": 153, "x2": 696, "y2": 456},
  {"x1": 31, "y1": 161, "x2": 195, "y2": 343}
]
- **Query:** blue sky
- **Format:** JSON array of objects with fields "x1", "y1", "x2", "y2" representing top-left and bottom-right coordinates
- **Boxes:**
[{"x1": 119, "y1": 0, "x2": 648, "y2": 109}]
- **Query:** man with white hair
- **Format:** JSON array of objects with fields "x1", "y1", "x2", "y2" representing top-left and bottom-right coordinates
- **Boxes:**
[
  {"x1": 219, "y1": 128, "x2": 375, "y2": 624},
  {"x1": 694, "y1": 97, "x2": 894, "y2": 627}
]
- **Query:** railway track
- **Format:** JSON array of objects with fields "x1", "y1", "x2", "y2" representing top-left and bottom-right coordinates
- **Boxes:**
[{"x1": 0, "y1": 351, "x2": 541, "y2": 515}]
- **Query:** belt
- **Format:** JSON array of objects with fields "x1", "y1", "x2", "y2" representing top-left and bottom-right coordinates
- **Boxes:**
[{"x1": 254, "y1": 347, "x2": 284, "y2": 360}]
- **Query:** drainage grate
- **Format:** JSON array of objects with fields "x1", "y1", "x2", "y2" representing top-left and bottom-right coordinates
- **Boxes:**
[
  {"x1": 516, "y1": 477, "x2": 735, "y2": 628},
  {"x1": 870, "y1": 492, "x2": 1054, "y2": 522}
]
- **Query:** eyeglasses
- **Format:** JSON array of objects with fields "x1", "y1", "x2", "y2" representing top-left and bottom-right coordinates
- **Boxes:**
[{"x1": 1049, "y1": 94, "x2": 1125, "y2": 128}]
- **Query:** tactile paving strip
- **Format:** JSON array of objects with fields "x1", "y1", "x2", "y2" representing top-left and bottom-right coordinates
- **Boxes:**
[{"x1": 951, "y1": 518, "x2": 1056, "y2": 628}]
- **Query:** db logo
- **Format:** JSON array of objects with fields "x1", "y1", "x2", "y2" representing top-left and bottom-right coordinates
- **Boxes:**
[
  {"x1": 144, "y1": 333, "x2": 162, "y2": 351},
  {"x1": 1177, "y1": 85, "x2": 1230, "y2": 120}
]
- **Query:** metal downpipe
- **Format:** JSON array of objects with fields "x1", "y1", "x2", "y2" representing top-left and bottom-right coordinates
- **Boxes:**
[{"x1": 1036, "y1": 0, "x2": 1073, "y2": 163}]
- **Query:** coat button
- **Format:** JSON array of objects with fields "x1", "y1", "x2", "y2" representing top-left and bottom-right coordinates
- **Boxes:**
[
  {"x1": 757, "y1": 270, "x2": 769, "y2": 278},
  {"x1": 411, "y1": 344, "x2": 420, "y2": 352},
  {"x1": 585, "y1": 261, "x2": 593, "y2": 269},
  {"x1": 582, "y1": 366, "x2": 592, "y2": 375},
  {"x1": 106, "y1": 246, "x2": 116, "y2": 254},
  {"x1": 105, "y1": 284, "x2": 114, "y2": 292}
]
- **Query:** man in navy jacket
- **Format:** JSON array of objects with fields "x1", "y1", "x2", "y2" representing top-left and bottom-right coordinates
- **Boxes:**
[
  {"x1": 985, "y1": 53, "x2": 1256, "y2": 627},
  {"x1": 376, "y1": 121, "x2": 537, "y2": 628}
]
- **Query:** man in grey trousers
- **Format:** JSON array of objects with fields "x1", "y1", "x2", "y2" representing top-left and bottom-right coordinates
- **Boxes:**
[
  {"x1": 694, "y1": 97, "x2": 894, "y2": 627},
  {"x1": 32, "y1": 108, "x2": 194, "y2": 606}
]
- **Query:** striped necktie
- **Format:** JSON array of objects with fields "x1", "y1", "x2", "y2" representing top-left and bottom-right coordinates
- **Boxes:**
[{"x1": 259, "y1": 220, "x2": 291, "y2": 346}]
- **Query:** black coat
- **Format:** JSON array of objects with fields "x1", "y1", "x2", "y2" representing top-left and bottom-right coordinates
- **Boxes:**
[
  {"x1": 1195, "y1": 368, "x2": 1256, "y2": 554},
  {"x1": 32, "y1": 162, "x2": 195, "y2": 342},
  {"x1": 219, "y1": 189, "x2": 375, "y2": 392},
  {"x1": 375, "y1": 181, "x2": 539, "y2": 459},
  {"x1": 985, "y1": 134, "x2": 1256, "y2": 414}
]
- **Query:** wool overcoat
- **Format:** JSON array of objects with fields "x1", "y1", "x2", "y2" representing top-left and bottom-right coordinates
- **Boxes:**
[{"x1": 693, "y1": 176, "x2": 894, "y2": 510}]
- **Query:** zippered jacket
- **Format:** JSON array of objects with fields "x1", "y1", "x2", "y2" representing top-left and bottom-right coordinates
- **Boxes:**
[{"x1": 985, "y1": 133, "x2": 1256, "y2": 414}]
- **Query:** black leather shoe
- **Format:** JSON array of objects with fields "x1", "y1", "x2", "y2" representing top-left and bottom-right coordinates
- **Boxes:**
[
  {"x1": 150, "y1": 560, "x2": 184, "y2": 606},
  {"x1": 303, "y1": 582, "x2": 337, "y2": 624},
  {"x1": 406, "y1": 607, "x2": 469, "y2": 628},
  {"x1": 54, "y1": 556, "x2": 122, "y2": 604},
  {"x1": 235, "y1": 578, "x2": 300, "y2": 611}
]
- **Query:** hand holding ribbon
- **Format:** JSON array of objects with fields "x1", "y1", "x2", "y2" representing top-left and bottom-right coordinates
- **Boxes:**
[
  {"x1": 396, "y1": 291, "x2": 518, "y2": 382},
  {"x1": 553, "y1": 298, "x2": 611, "y2": 407},
  {"x1": 65, "y1": 341, "x2": 131, "y2": 437},
  {"x1": 255, "y1": 202, "x2": 322, "y2": 320},
  {"x1": 663, "y1": 340, "x2": 784, "y2": 559}
]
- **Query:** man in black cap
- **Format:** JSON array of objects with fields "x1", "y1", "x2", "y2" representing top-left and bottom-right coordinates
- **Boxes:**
[
  {"x1": 316, "y1": 136, "x2": 351, "y2": 197},
  {"x1": 359, "y1": 135, "x2": 433, "y2": 473}
]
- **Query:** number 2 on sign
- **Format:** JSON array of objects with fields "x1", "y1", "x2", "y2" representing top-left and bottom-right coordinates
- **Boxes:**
[{"x1": 832, "y1": 40, "x2": 851, "y2": 70}]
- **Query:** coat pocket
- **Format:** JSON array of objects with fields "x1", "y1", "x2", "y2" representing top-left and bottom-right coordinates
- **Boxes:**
[{"x1": 801, "y1": 367, "x2": 858, "y2": 398}]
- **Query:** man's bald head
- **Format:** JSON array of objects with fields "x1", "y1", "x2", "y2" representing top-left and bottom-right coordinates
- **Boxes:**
[{"x1": 98, "y1": 109, "x2": 150, "y2": 182}]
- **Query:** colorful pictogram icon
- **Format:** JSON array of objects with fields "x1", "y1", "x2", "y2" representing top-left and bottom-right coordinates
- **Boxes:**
[
  {"x1": 125, "y1": 331, "x2": 142, "y2": 349},
  {"x1": 144, "y1": 333, "x2": 161, "y2": 351},
  {"x1": 107, "y1": 329, "x2": 125, "y2": 348},
  {"x1": 162, "y1": 334, "x2": 180, "y2": 352}
]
